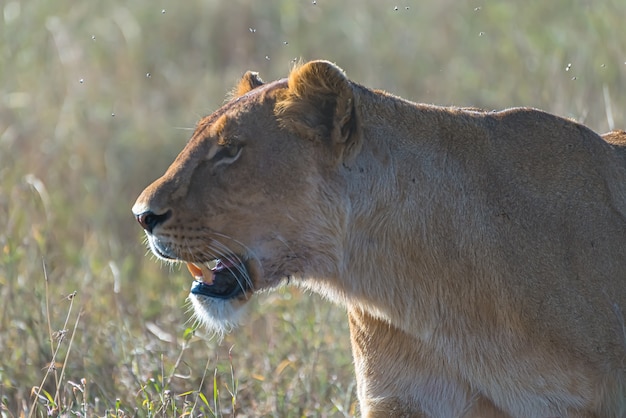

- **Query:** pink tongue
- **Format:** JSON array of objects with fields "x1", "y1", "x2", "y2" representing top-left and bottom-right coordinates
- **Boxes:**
[{"x1": 213, "y1": 259, "x2": 236, "y2": 271}]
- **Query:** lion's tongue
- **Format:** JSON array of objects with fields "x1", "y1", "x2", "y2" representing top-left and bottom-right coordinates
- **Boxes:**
[{"x1": 186, "y1": 262, "x2": 215, "y2": 285}]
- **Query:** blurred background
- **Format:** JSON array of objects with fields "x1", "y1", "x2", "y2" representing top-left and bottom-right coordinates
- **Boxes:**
[{"x1": 1, "y1": 0, "x2": 624, "y2": 416}]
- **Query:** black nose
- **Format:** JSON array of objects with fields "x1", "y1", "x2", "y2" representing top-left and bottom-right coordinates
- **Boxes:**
[{"x1": 135, "y1": 210, "x2": 172, "y2": 233}]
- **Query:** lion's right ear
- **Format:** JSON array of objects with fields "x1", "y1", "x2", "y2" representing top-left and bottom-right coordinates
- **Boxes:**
[
  {"x1": 233, "y1": 71, "x2": 264, "y2": 98},
  {"x1": 275, "y1": 60, "x2": 355, "y2": 145}
]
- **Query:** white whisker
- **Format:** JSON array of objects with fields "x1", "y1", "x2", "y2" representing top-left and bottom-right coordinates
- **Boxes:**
[
  {"x1": 172, "y1": 126, "x2": 196, "y2": 131},
  {"x1": 208, "y1": 240, "x2": 253, "y2": 293}
]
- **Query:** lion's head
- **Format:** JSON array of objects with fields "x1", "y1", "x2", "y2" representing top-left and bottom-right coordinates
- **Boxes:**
[{"x1": 132, "y1": 61, "x2": 356, "y2": 333}]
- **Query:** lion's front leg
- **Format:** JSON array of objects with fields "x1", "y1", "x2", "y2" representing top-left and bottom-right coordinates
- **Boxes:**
[{"x1": 347, "y1": 308, "x2": 509, "y2": 418}]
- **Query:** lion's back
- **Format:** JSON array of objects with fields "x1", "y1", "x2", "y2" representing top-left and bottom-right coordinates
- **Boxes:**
[
  {"x1": 460, "y1": 108, "x2": 626, "y2": 351},
  {"x1": 476, "y1": 108, "x2": 626, "y2": 218}
]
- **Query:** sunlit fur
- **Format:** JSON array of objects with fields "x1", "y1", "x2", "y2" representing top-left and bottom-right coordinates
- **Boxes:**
[
  {"x1": 187, "y1": 293, "x2": 245, "y2": 337},
  {"x1": 134, "y1": 60, "x2": 626, "y2": 417},
  {"x1": 603, "y1": 129, "x2": 626, "y2": 146}
]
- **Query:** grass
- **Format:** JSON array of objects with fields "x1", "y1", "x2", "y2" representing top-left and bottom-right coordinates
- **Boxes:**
[{"x1": 1, "y1": 0, "x2": 625, "y2": 416}]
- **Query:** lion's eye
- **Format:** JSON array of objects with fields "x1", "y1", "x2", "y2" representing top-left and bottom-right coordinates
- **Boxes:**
[{"x1": 209, "y1": 143, "x2": 243, "y2": 167}]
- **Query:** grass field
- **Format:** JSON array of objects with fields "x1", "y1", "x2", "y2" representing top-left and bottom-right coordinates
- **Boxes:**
[{"x1": 1, "y1": 0, "x2": 625, "y2": 416}]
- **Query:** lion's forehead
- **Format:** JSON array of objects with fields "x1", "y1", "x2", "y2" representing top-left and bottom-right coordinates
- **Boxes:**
[
  {"x1": 195, "y1": 78, "x2": 288, "y2": 131},
  {"x1": 175, "y1": 77, "x2": 289, "y2": 164}
]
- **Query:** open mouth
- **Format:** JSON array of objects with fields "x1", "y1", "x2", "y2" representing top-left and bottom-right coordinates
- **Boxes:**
[{"x1": 186, "y1": 259, "x2": 252, "y2": 300}]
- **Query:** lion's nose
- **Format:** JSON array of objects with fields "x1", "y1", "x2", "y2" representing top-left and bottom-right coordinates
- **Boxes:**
[{"x1": 134, "y1": 210, "x2": 172, "y2": 233}]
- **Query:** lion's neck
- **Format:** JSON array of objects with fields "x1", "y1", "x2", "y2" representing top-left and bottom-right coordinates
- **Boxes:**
[{"x1": 326, "y1": 92, "x2": 490, "y2": 330}]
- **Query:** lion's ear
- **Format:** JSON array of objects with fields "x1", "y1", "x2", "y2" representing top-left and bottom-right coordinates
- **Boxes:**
[
  {"x1": 233, "y1": 71, "x2": 264, "y2": 97},
  {"x1": 276, "y1": 60, "x2": 355, "y2": 145}
]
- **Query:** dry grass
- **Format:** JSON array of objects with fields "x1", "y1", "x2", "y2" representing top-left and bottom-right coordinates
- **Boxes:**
[{"x1": 1, "y1": 0, "x2": 624, "y2": 416}]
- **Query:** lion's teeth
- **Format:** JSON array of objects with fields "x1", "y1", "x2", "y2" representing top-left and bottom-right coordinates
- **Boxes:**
[
  {"x1": 187, "y1": 262, "x2": 203, "y2": 279},
  {"x1": 186, "y1": 262, "x2": 215, "y2": 285},
  {"x1": 198, "y1": 263, "x2": 215, "y2": 285}
]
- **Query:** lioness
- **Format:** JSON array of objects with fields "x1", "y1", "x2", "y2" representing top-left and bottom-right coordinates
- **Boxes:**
[{"x1": 133, "y1": 60, "x2": 626, "y2": 417}]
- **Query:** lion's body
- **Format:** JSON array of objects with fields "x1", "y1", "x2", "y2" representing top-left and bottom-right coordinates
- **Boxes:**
[{"x1": 134, "y1": 61, "x2": 626, "y2": 417}]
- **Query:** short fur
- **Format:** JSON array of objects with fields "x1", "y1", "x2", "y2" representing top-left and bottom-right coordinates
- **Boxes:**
[
  {"x1": 133, "y1": 60, "x2": 626, "y2": 417},
  {"x1": 603, "y1": 129, "x2": 626, "y2": 146}
]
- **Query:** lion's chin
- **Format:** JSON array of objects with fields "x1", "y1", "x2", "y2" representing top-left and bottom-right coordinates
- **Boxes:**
[
  {"x1": 188, "y1": 293, "x2": 248, "y2": 336},
  {"x1": 184, "y1": 258, "x2": 258, "y2": 335}
]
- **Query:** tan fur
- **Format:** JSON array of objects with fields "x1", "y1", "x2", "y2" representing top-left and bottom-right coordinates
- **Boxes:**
[
  {"x1": 603, "y1": 130, "x2": 626, "y2": 146},
  {"x1": 133, "y1": 60, "x2": 626, "y2": 417},
  {"x1": 231, "y1": 70, "x2": 265, "y2": 98}
]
